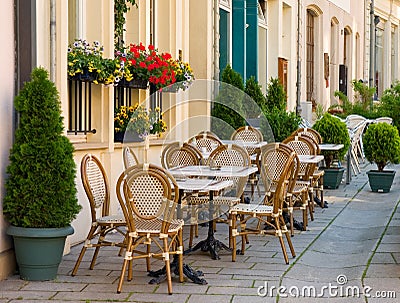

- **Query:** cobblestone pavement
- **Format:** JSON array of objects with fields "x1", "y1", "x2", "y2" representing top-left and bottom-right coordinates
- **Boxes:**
[{"x1": 1, "y1": 163, "x2": 399, "y2": 303}]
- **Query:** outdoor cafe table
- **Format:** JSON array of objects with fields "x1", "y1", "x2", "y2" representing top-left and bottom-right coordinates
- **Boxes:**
[
  {"x1": 168, "y1": 165, "x2": 258, "y2": 260},
  {"x1": 148, "y1": 178, "x2": 233, "y2": 285}
]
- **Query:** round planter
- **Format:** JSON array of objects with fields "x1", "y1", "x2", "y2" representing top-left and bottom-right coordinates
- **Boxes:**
[
  {"x1": 322, "y1": 167, "x2": 345, "y2": 189},
  {"x1": 366, "y1": 170, "x2": 396, "y2": 193},
  {"x1": 7, "y1": 225, "x2": 74, "y2": 281}
]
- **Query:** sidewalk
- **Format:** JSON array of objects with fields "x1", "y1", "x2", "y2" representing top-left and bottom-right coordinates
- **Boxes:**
[{"x1": 0, "y1": 163, "x2": 399, "y2": 303}]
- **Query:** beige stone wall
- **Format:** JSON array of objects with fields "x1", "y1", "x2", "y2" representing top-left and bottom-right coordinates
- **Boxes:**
[{"x1": 0, "y1": 0, "x2": 16, "y2": 280}]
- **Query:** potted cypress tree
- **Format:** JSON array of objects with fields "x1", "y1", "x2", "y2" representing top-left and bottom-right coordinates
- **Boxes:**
[
  {"x1": 312, "y1": 113, "x2": 351, "y2": 189},
  {"x1": 363, "y1": 122, "x2": 400, "y2": 192},
  {"x1": 3, "y1": 68, "x2": 81, "y2": 280}
]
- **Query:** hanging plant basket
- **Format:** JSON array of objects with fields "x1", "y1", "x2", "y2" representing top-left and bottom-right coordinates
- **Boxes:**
[
  {"x1": 68, "y1": 68, "x2": 97, "y2": 82},
  {"x1": 117, "y1": 77, "x2": 148, "y2": 89}
]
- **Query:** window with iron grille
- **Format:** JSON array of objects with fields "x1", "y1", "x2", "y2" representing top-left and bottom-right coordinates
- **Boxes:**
[{"x1": 67, "y1": 79, "x2": 96, "y2": 135}]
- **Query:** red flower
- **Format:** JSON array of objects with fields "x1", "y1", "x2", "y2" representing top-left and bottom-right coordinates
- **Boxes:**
[{"x1": 148, "y1": 44, "x2": 155, "y2": 51}]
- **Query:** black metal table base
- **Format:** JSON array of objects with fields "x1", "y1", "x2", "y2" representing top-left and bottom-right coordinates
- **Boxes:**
[
  {"x1": 148, "y1": 256, "x2": 207, "y2": 285},
  {"x1": 184, "y1": 233, "x2": 232, "y2": 260}
]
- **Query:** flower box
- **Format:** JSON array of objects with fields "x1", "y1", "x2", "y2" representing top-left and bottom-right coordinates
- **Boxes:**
[{"x1": 117, "y1": 77, "x2": 148, "y2": 89}]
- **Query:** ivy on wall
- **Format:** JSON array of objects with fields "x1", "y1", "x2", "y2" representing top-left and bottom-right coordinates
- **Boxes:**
[{"x1": 114, "y1": 0, "x2": 137, "y2": 50}]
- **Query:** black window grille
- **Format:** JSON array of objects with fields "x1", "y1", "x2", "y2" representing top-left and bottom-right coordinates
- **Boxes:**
[
  {"x1": 67, "y1": 79, "x2": 96, "y2": 135},
  {"x1": 113, "y1": 84, "x2": 162, "y2": 111}
]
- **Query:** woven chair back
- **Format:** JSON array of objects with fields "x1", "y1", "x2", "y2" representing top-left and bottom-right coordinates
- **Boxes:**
[
  {"x1": 189, "y1": 133, "x2": 223, "y2": 153},
  {"x1": 81, "y1": 154, "x2": 110, "y2": 220},
  {"x1": 260, "y1": 143, "x2": 295, "y2": 213},
  {"x1": 120, "y1": 164, "x2": 179, "y2": 224},
  {"x1": 208, "y1": 144, "x2": 251, "y2": 197},
  {"x1": 291, "y1": 127, "x2": 322, "y2": 144},
  {"x1": 161, "y1": 142, "x2": 180, "y2": 169},
  {"x1": 163, "y1": 144, "x2": 200, "y2": 169},
  {"x1": 123, "y1": 146, "x2": 140, "y2": 169},
  {"x1": 283, "y1": 135, "x2": 316, "y2": 179},
  {"x1": 231, "y1": 125, "x2": 263, "y2": 142}
]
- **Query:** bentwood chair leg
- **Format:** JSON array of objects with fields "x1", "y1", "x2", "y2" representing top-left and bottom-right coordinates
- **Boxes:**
[
  {"x1": 146, "y1": 243, "x2": 151, "y2": 272},
  {"x1": 163, "y1": 238, "x2": 173, "y2": 295},
  {"x1": 276, "y1": 220, "x2": 289, "y2": 264},
  {"x1": 178, "y1": 230, "x2": 184, "y2": 283},
  {"x1": 71, "y1": 246, "x2": 87, "y2": 276},
  {"x1": 117, "y1": 237, "x2": 133, "y2": 293},
  {"x1": 90, "y1": 246, "x2": 101, "y2": 270},
  {"x1": 189, "y1": 225, "x2": 195, "y2": 248},
  {"x1": 231, "y1": 215, "x2": 237, "y2": 262}
]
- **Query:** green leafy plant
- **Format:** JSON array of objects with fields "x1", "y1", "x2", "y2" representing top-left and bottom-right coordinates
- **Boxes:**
[
  {"x1": 258, "y1": 77, "x2": 300, "y2": 142},
  {"x1": 265, "y1": 77, "x2": 286, "y2": 112},
  {"x1": 114, "y1": 0, "x2": 137, "y2": 50},
  {"x1": 114, "y1": 104, "x2": 167, "y2": 137},
  {"x1": 363, "y1": 123, "x2": 400, "y2": 171},
  {"x1": 260, "y1": 107, "x2": 302, "y2": 142},
  {"x1": 96, "y1": 57, "x2": 124, "y2": 85},
  {"x1": 211, "y1": 64, "x2": 245, "y2": 139},
  {"x1": 244, "y1": 76, "x2": 267, "y2": 118},
  {"x1": 312, "y1": 113, "x2": 351, "y2": 168},
  {"x1": 330, "y1": 80, "x2": 379, "y2": 119},
  {"x1": 3, "y1": 67, "x2": 81, "y2": 228},
  {"x1": 378, "y1": 81, "x2": 400, "y2": 132}
]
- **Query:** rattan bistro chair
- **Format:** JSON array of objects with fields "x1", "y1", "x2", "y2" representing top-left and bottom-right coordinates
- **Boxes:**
[
  {"x1": 189, "y1": 133, "x2": 223, "y2": 154},
  {"x1": 291, "y1": 129, "x2": 325, "y2": 208},
  {"x1": 231, "y1": 125, "x2": 263, "y2": 199},
  {"x1": 187, "y1": 144, "x2": 251, "y2": 248},
  {"x1": 229, "y1": 143, "x2": 296, "y2": 264},
  {"x1": 282, "y1": 135, "x2": 317, "y2": 232},
  {"x1": 163, "y1": 143, "x2": 201, "y2": 169},
  {"x1": 71, "y1": 154, "x2": 126, "y2": 276},
  {"x1": 116, "y1": 164, "x2": 184, "y2": 294},
  {"x1": 123, "y1": 146, "x2": 140, "y2": 169}
]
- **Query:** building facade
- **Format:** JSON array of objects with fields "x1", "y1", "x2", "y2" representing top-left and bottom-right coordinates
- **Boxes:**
[{"x1": 1, "y1": 0, "x2": 400, "y2": 280}]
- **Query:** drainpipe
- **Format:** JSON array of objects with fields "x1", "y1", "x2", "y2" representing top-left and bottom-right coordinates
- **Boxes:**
[
  {"x1": 368, "y1": 0, "x2": 375, "y2": 107},
  {"x1": 50, "y1": 0, "x2": 56, "y2": 83},
  {"x1": 296, "y1": 0, "x2": 302, "y2": 116},
  {"x1": 214, "y1": 0, "x2": 220, "y2": 81}
]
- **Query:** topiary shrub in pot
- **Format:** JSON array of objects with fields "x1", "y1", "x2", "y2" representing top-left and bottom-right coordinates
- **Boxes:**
[
  {"x1": 3, "y1": 67, "x2": 81, "y2": 280},
  {"x1": 363, "y1": 122, "x2": 400, "y2": 192},
  {"x1": 312, "y1": 113, "x2": 351, "y2": 189}
]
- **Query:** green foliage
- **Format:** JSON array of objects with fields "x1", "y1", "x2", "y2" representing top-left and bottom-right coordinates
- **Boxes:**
[
  {"x1": 244, "y1": 76, "x2": 266, "y2": 118},
  {"x1": 211, "y1": 64, "x2": 245, "y2": 139},
  {"x1": 265, "y1": 77, "x2": 286, "y2": 112},
  {"x1": 352, "y1": 80, "x2": 375, "y2": 110},
  {"x1": 3, "y1": 68, "x2": 81, "y2": 228},
  {"x1": 378, "y1": 81, "x2": 400, "y2": 132},
  {"x1": 312, "y1": 113, "x2": 351, "y2": 167},
  {"x1": 257, "y1": 77, "x2": 300, "y2": 142},
  {"x1": 330, "y1": 80, "x2": 379, "y2": 119},
  {"x1": 260, "y1": 107, "x2": 302, "y2": 142},
  {"x1": 363, "y1": 123, "x2": 400, "y2": 171},
  {"x1": 114, "y1": 0, "x2": 137, "y2": 50}
]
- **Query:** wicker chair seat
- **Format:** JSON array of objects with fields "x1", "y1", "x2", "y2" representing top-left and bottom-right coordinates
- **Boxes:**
[
  {"x1": 230, "y1": 203, "x2": 273, "y2": 214},
  {"x1": 97, "y1": 214, "x2": 126, "y2": 224},
  {"x1": 133, "y1": 218, "x2": 184, "y2": 234}
]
